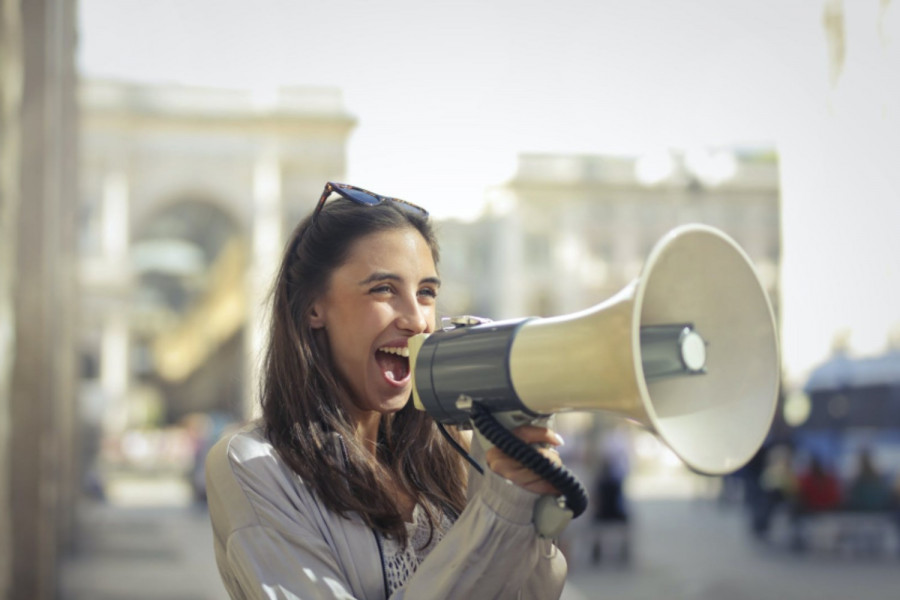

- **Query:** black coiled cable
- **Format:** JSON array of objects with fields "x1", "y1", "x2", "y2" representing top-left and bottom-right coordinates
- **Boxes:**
[{"x1": 470, "y1": 403, "x2": 589, "y2": 518}]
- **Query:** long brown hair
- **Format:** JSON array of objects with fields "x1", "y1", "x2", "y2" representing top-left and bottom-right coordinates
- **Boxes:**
[{"x1": 261, "y1": 196, "x2": 468, "y2": 545}]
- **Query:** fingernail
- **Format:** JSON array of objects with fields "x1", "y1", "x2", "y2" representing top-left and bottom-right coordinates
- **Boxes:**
[{"x1": 553, "y1": 433, "x2": 565, "y2": 447}]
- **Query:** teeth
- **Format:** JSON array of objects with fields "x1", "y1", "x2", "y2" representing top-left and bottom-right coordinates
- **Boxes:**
[{"x1": 379, "y1": 346, "x2": 410, "y2": 358}]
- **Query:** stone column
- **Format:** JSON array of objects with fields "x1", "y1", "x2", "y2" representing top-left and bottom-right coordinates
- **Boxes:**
[
  {"x1": 245, "y1": 145, "x2": 283, "y2": 420},
  {"x1": 0, "y1": 0, "x2": 24, "y2": 595},
  {"x1": 98, "y1": 172, "x2": 132, "y2": 435},
  {"x1": 6, "y1": 0, "x2": 79, "y2": 598}
]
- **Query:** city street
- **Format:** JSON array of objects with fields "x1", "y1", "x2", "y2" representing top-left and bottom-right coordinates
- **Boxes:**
[
  {"x1": 563, "y1": 498, "x2": 900, "y2": 600},
  {"x1": 60, "y1": 501, "x2": 226, "y2": 600},
  {"x1": 59, "y1": 485, "x2": 900, "y2": 600}
]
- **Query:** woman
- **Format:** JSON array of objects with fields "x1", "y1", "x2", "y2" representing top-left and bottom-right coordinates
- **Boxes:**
[{"x1": 206, "y1": 182, "x2": 568, "y2": 599}]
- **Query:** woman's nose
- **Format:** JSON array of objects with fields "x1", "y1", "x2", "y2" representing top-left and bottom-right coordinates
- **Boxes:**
[{"x1": 397, "y1": 297, "x2": 429, "y2": 334}]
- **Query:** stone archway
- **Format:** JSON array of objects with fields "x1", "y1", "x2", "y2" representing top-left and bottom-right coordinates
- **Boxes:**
[{"x1": 130, "y1": 198, "x2": 247, "y2": 424}]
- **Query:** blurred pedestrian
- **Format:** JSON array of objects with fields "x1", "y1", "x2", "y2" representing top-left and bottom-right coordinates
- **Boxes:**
[
  {"x1": 583, "y1": 424, "x2": 631, "y2": 564},
  {"x1": 753, "y1": 443, "x2": 797, "y2": 538},
  {"x1": 796, "y1": 454, "x2": 841, "y2": 513},
  {"x1": 790, "y1": 454, "x2": 840, "y2": 551},
  {"x1": 590, "y1": 455, "x2": 631, "y2": 564},
  {"x1": 845, "y1": 448, "x2": 893, "y2": 512}
]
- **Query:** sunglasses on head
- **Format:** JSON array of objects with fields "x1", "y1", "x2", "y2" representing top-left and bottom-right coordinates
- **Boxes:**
[{"x1": 311, "y1": 182, "x2": 429, "y2": 226}]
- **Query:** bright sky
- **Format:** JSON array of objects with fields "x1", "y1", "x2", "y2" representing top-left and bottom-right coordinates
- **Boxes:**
[
  {"x1": 78, "y1": 0, "x2": 900, "y2": 385},
  {"x1": 77, "y1": 0, "x2": 819, "y2": 216}
]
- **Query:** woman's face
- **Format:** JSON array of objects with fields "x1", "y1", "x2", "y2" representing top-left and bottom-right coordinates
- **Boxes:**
[{"x1": 310, "y1": 226, "x2": 439, "y2": 418}]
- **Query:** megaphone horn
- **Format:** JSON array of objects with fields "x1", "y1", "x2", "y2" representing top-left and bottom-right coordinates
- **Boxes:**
[{"x1": 410, "y1": 224, "x2": 780, "y2": 476}]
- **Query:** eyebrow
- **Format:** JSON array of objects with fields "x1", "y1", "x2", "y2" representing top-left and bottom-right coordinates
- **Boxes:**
[{"x1": 358, "y1": 271, "x2": 442, "y2": 287}]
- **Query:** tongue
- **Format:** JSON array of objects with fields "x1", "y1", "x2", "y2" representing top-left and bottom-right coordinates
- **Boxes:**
[{"x1": 376, "y1": 352, "x2": 409, "y2": 382}]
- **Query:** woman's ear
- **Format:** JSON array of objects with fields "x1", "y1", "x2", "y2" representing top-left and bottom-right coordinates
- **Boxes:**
[{"x1": 308, "y1": 303, "x2": 326, "y2": 329}]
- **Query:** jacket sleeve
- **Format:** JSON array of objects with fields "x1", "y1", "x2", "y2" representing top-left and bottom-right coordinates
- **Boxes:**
[{"x1": 393, "y1": 437, "x2": 568, "y2": 600}]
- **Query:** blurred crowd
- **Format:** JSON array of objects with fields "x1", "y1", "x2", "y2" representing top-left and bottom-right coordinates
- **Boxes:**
[
  {"x1": 740, "y1": 443, "x2": 900, "y2": 554},
  {"x1": 84, "y1": 411, "x2": 241, "y2": 506}
]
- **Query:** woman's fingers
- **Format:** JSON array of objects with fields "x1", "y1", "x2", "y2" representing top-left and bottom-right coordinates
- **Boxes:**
[
  {"x1": 487, "y1": 453, "x2": 561, "y2": 495},
  {"x1": 485, "y1": 425, "x2": 565, "y2": 495},
  {"x1": 503, "y1": 424, "x2": 565, "y2": 448}
]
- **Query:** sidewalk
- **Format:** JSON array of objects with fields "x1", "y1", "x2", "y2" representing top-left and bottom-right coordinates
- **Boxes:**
[
  {"x1": 561, "y1": 498, "x2": 900, "y2": 600},
  {"x1": 60, "y1": 500, "x2": 226, "y2": 600},
  {"x1": 60, "y1": 492, "x2": 900, "y2": 600}
]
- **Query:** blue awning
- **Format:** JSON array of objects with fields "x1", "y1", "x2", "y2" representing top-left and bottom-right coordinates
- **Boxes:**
[{"x1": 804, "y1": 350, "x2": 900, "y2": 393}]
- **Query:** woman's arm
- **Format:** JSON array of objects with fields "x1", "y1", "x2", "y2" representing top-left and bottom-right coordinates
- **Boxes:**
[{"x1": 393, "y1": 429, "x2": 567, "y2": 599}]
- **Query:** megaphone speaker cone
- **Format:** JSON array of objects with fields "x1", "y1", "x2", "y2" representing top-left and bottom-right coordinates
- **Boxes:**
[
  {"x1": 635, "y1": 224, "x2": 780, "y2": 474},
  {"x1": 509, "y1": 224, "x2": 779, "y2": 474}
]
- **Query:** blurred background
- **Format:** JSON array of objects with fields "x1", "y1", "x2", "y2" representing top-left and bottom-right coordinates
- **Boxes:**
[{"x1": 2, "y1": 0, "x2": 899, "y2": 598}]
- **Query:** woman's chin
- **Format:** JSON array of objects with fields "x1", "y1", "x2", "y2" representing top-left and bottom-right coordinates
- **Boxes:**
[{"x1": 387, "y1": 389, "x2": 414, "y2": 412}]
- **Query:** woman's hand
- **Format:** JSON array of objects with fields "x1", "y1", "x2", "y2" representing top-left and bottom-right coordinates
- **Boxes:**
[{"x1": 484, "y1": 425, "x2": 564, "y2": 495}]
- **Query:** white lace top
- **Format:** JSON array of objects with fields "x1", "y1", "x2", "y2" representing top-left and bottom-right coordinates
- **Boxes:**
[{"x1": 379, "y1": 504, "x2": 454, "y2": 596}]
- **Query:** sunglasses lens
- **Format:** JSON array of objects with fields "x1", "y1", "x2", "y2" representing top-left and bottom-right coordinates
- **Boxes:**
[
  {"x1": 393, "y1": 201, "x2": 429, "y2": 218},
  {"x1": 337, "y1": 186, "x2": 382, "y2": 206},
  {"x1": 324, "y1": 182, "x2": 428, "y2": 219}
]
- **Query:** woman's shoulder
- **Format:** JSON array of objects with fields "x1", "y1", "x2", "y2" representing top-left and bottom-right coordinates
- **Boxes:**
[
  {"x1": 210, "y1": 420, "x2": 273, "y2": 462},
  {"x1": 206, "y1": 420, "x2": 325, "y2": 528},
  {"x1": 205, "y1": 420, "x2": 298, "y2": 496},
  {"x1": 213, "y1": 419, "x2": 304, "y2": 474}
]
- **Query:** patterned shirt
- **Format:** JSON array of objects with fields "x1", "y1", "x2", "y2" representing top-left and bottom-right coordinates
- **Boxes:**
[{"x1": 380, "y1": 504, "x2": 454, "y2": 595}]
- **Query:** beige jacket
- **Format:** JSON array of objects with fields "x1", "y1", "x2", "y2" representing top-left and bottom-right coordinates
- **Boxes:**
[{"x1": 206, "y1": 421, "x2": 567, "y2": 599}]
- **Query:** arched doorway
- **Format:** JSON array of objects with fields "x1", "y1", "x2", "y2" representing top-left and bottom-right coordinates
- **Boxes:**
[{"x1": 130, "y1": 199, "x2": 247, "y2": 425}]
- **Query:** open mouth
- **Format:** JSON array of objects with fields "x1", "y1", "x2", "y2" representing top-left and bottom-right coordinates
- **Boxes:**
[{"x1": 376, "y1": 346, "x2": 410, "y2": 383}]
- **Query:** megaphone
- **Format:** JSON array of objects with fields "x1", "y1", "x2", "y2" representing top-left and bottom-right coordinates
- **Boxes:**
[{"x1": 409, "y1": 224, "x2": 780, "y2": 477}]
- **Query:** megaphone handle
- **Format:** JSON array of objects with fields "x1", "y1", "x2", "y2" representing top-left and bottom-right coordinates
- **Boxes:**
[{"x1": 469, "y1": 405, "x2": 588, "y2": 538}]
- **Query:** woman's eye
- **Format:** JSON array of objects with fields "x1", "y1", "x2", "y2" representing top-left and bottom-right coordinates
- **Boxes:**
[
  {"x1": 418, "y1": 288, "x2": 438, "y2": 299},
  {"x1": 370, "y1": 285, "x2": 393, "y2": 295}
]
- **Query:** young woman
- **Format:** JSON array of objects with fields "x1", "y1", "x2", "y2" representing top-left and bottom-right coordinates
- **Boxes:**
[{"x1": 205, "y1": 182, "x2": 568, "y2": 599}]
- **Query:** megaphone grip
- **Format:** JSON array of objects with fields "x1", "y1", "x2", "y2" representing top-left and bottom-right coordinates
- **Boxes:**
[{"x1": 470, "y1": 404, "x2": 589, "y2": 518}]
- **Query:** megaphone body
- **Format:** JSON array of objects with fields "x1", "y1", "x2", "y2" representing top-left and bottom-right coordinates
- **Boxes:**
[{"x1": 410, "y1": 224, "x2": 780, "y2": 476}]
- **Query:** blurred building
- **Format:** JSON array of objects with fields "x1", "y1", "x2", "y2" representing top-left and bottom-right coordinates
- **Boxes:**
[
  {"x1": 77, "y1": 79, "x2": 356, "y2": 484},
  {"x1": 441, "y1": 149, "x2": 781, "y2": 323}
]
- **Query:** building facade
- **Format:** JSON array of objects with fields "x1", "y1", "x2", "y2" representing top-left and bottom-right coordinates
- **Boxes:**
[
  {"x1": 77, "y1": 79, "x2": 356, "y2": 500},
  {"x1": 440, "y1": 150, "x2": 781, "y2": 327}
]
